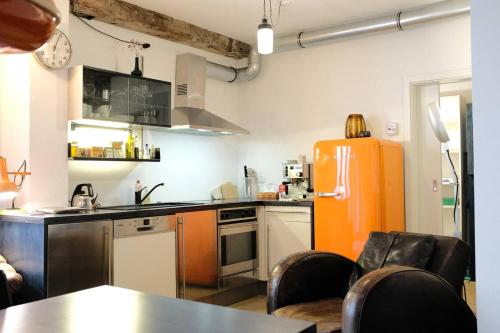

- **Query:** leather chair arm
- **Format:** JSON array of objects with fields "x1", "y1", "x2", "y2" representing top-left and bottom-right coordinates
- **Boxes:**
[
  {"x1": 342, "y1": 266, "x2": 477, "y2": 333},
  {"x1": 0, "y1": 270, "x2": 12, "y2": 310},
  {"x1": 267, "y1": 251, "x2": 355, "y2": 314}
]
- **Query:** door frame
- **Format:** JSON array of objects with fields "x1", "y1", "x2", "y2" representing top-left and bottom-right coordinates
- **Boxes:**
[{"x1": 403, "y1": 69, "x2": 472, "y2": 233}]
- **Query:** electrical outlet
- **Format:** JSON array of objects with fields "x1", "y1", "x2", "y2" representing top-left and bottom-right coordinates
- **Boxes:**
[{"x1": 386, "y1": 122, "x2": 399, "y2": 136}]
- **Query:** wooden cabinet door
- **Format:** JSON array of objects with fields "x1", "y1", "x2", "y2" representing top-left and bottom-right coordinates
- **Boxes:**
[{"x1": 176, "y1": 210, "x2": 217, "y2": 299}]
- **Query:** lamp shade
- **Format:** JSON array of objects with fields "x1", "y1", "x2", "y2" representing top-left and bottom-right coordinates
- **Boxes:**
[
  {"x1": 428, "y1": 102, "x2": 450, "y2": 143},
  {"x1": 257, "y1": 18, "x2": 273, "y2": 55},
  {"x1": 0, "y1": 158, "x2": 18, "y2": 201},
  {"x1": 0, "y1": 0, "x2": 60, "y2": 53}
]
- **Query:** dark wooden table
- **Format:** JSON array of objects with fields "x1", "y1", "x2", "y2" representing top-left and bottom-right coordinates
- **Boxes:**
[{"x1": 0, "y1": 286, "x2": 316, "y2": 333}]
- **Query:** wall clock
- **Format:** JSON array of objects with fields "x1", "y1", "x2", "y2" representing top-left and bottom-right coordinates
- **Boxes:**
[{"x1": 35, "y1": 29, "x2": 72, "y2": 70}]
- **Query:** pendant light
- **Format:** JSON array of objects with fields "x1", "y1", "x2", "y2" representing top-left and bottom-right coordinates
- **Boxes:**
[
  {"x1": 257, "y1": 0, "x2": 273, "y2": 54},
  {"x1": 0, "y1": 0, "x2": 61, "y2": 53}
]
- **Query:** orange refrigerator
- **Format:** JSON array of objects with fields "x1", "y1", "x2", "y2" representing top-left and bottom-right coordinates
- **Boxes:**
[{"x1": 313, "y1": 138, "x2": 405, "y2": 260}]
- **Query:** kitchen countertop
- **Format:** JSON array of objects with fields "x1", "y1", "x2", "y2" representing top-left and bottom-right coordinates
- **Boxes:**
[{"x1": 0, "y1": 198, "x2": 313, "y2": 225}]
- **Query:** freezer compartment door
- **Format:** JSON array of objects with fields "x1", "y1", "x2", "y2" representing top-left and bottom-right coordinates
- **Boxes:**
[{"x1": 314, "y1": 138, "x2": 382, "y2": 260}]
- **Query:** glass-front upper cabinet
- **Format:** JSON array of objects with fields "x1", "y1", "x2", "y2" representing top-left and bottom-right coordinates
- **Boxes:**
[
  {"x1": 69, "y1": 66, "x2": 171, "y2": 127},
  {"x1": 129, "y1": 77, "x2": 170, "y2": 126}
]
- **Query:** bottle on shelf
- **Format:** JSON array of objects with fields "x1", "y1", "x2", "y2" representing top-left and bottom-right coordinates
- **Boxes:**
[
  {"x1": 134, "y1": 133, "x2": 140, "y2": 160},
  {"x1": 144, "y1": 144, "x2": 150, "y2": 159},
  {"x1": 126, "y1": 130, "x2": 135, "y2": 159},
  {"x1": 150, "y1": 144, "x2": 155, "y2": 160}
]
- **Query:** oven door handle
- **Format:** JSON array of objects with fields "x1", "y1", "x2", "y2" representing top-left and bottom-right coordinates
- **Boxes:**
[{"x1": 218, "y1": 222, "x2": 258, "y2": 236}]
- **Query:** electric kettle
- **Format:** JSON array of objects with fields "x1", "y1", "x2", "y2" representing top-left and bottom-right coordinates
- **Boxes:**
[{"x1": 70, "y1": 183, "x2": 98, "y2": 209}]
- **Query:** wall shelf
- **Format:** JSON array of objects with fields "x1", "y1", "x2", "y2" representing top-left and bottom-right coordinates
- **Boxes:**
[{"x1": 68, "y1": 157, "x2": 160, "y2": 162}]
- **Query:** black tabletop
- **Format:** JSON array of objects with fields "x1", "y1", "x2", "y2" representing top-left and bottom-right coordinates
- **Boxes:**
[{"x1": 0, "y1": 286, "x2": 316, "y2": 333}]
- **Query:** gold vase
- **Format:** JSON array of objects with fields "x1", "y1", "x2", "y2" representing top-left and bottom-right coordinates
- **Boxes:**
[{"x1": 345, "y1": 114, "x2": 366, "y2": 138}]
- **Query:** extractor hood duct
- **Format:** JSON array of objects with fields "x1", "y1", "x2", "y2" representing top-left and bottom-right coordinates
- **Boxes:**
[
  {"x1": 171, "y1": 53, "x2": 250, "y2": 135},
  {"x1": 206, "y1": 0, "x2": 470, "y2": 83}
]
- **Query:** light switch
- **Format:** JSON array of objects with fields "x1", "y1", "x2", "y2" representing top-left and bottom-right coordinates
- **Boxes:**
[{"x1": 386, "y1": 122, "x2": 399, "y2": 136}]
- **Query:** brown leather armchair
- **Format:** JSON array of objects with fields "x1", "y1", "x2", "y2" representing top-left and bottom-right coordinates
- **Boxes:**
[
  {"x1": 0, "y1": 254, "x2": 23, "y2": 310},
  {"x1": 267, "y1": 232, "x2": 476, "y2": 333}
]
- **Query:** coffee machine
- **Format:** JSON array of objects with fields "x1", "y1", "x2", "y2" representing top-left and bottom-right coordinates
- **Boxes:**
[{"x1": 282, "y1": 159, "x2": 313, "y2": 200}]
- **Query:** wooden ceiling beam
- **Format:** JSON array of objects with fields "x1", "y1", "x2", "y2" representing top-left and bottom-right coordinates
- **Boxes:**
[{"x1": 71, "y1": 0, "x2": 251, "y2": 60}]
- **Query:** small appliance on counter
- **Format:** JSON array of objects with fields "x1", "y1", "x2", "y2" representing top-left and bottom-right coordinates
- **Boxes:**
[
  {"x1": 211, "y1": 181, "x2": 239, "y2": 200},
  {"x1": 243, "y1": 166, "x2": 258, "y2": 198},
  {"x1": 281, "y1": 156, "x2": 314, "y2": 200},
  {"x1": 70, "y1": 183, "x2": 98, "y2": 209}
]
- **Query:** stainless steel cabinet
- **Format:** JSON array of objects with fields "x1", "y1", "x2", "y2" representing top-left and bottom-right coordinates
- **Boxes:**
[{"x1": 47, "y1": 220, "x2": 112, "y2": 297}]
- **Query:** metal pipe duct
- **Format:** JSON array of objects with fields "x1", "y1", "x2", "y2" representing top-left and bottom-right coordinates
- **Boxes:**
[
  {"x1": 207, "y1": 47, "x2": 261, "y2": 82},
  {"x1": 207, "y1": 0, "x2": 470, "y2": 82}
]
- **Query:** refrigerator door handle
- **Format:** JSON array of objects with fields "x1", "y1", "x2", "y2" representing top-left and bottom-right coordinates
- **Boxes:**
[{"x1": 317, "y1": 192, "x2": 341, "y2": 198}]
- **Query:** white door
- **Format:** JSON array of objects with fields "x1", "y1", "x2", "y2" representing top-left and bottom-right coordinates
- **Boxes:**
[
  {"x1": 266, "y1": 207, "x2": 311, "y2": 273},
  {"x1": 407, "y1": 83, "x2": 443, "y2": 235}
]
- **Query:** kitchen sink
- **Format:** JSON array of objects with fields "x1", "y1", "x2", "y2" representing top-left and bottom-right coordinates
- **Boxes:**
[{"x1": 101, "y1": 202, "x2": 200, "y2": 211}]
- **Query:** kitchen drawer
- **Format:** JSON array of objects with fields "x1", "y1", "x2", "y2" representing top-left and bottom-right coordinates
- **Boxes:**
[{"x1": 265, "y1": 206, "x2": 311, "y2": 223}]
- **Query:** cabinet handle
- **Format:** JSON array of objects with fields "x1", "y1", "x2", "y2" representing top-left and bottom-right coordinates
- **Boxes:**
[
  {"x1": 177, "y1": 216, "x2": 186, "y2": 299},
  {"x1": 181, "y1": 217, "x2": 186, "y2": 299},
  {"x1": 266, "y1": 224, "x2": 270, "y2": 275},
  {"x1": 316, "y1": 192, "x2": 341, "y2": 198},
  {"x1": 103, "y1": 223, "x2": 112, "y2": 285}
]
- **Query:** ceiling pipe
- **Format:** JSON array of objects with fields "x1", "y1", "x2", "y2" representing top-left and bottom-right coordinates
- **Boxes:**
[
  {"x1": 207, "y1": 0, "x2": 470, "y2": 83},
  {"x1": 207, "y1": 47, "x2": 261, "y2": 82}
]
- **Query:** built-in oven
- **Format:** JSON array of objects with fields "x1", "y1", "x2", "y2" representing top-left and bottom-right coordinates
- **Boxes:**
[{"x1": 218, "y1": 207, "x2": 258, "y2": 278}]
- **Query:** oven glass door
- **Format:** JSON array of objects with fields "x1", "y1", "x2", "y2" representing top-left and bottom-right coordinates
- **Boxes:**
[{"x1": 219, "y1": 222, "x2": 257, "y2": 277}]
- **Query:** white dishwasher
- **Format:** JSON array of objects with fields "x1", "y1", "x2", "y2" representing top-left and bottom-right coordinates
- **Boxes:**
[
  {"x1": 266, "y1": 206, "x2": 312, "y2": 275},
  {"x1": 113, "y1": 216, "x2": 177, "y2": 297}
]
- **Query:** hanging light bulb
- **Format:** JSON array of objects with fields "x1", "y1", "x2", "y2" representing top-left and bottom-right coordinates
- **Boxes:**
[
  {"x1": 257, "y1": 18, "x2": 273, "y2": 54},
  {"x1": 257, "y1": 0, "x2": 273, "y2": 55}
]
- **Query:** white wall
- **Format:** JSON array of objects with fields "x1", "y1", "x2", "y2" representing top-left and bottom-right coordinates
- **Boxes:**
[
  {"x1": 0, "y1": 55, "x2": 31, "y2": 206},
  {"x1": 67, "y1": 16, "x2": 242, "y2": 205},
  {"x1": 28, "y1": 12, "x2": 70, "y2": 208},
  {"x1": 471, "y1": 0, "x2": 500, "y2": 331},
  {"x1": 0, "y1": 0, "x2": 69, "y2": 209},
  {"x1": 237, "y1": 16, "x2": 471, "y2": 197}
]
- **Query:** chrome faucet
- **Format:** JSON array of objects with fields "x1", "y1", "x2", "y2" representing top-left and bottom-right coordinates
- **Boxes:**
[{"x1": 135, "y1": 183, "x2": 165, "y2": 204}]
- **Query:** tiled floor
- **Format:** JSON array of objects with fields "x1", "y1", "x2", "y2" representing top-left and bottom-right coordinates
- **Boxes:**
[
  {"x1": 465, "y1": 281, "x2": 476, "y2": 313},
  {"x1": 230, "y1": 295, "x2": 267, "y2": 314},
  {"x1": 231, "y1": 282, "x2": 477, "y2": 315}
]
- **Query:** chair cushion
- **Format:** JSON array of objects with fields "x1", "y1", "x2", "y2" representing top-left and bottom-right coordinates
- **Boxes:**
[
  {"x1": 385, "y1": 234, "x2": 437, "y2": 269},
  {"x1": 0, "y1": 263, "x2": 23, "y2": 294},
  {"x1": 350, "y1": 232, "x2": 438, "y2": 286},
  {"x1": 356, "y1": 232, "x2": 397, "y2": 274},
  {"x1": 272, "y1": 298, "x2": 343, "y2": 333}
]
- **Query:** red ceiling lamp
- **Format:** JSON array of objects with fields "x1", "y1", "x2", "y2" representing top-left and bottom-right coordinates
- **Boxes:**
[{"x1": 0, "y1": 0, "x2": 61, "y2": 53}]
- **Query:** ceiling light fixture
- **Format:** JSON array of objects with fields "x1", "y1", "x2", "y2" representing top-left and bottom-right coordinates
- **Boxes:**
[
  {"x1": 257, "y1": 0, "x2": 273, "y2": 55},
  {"x1": 0, "y1": 0, "x2": 61, "y2": 53}
]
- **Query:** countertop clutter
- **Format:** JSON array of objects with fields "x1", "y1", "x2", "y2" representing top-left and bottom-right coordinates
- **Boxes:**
[{"x1": 0, "y1": 199, "x2": 313, "y2": 225}]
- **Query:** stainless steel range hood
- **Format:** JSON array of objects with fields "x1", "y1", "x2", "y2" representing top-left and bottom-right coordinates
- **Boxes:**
[{"x1": 171, "y1": 53, "x2": 249, "y2": 135}]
